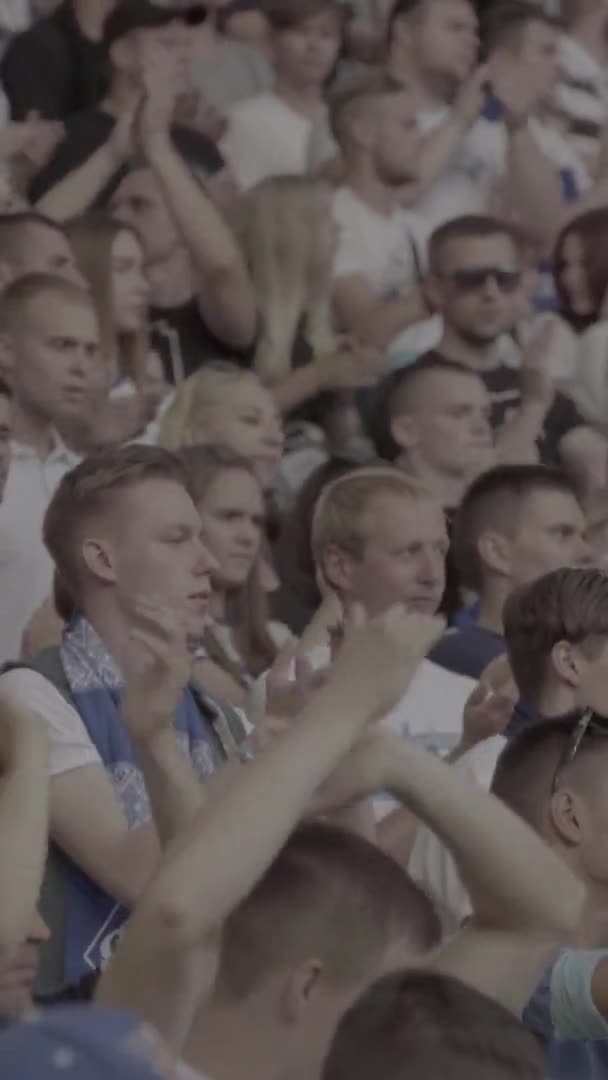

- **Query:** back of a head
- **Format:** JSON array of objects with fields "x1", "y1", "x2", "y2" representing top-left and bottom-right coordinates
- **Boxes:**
[
  {"x1": 214, "y1": 823, "x2": 440, "y2": 1004},
  {"x1": 179, "y1": 443, "x2": 258, "y2": 507},
  {"x1": 0, "y1": 211, "x2": 64, "y2": 269},
  {"x1": 311, "y1": 465, "x2": 429, "y2": 563},
  {"x1": 43, "y1": 444, "x2": 189, "y2": 602},
  {"x1": 323, "y1": 969, "x2": 545, "y2": 1080},
  {"x1": 452, "y1": 464, "x2": 577, "y2": 592},
  {"x1": 503, "y1": 566, "x2": 608, "y2": 706}
]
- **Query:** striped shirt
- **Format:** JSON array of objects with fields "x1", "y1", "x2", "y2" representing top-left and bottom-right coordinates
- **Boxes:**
[{"x1": 557, "y1": 35, "x2": 608, "y2": 174}]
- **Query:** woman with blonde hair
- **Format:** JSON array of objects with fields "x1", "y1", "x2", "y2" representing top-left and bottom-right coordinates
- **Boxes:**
[
  {"x1": 159, "y1": 362, "x2": 284, "y2": 492},
  {"x1": 181, "y1": 444, "x2": 291, "y2": 708},
  {"x1": 237, "y1": 175, "x2": 383, "y2": 414},
  {"x1": 65, "y1": 213, "x2": 171, "y2": 446}
]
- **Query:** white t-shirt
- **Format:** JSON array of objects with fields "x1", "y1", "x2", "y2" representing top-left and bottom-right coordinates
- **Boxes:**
[
  {"x1": 558, "y1": 35, "x2": 608, "y2": 173},
  {"x1": 332, "y1": 186, "x2": 441, "y2": 358},
  {"x1": 220, "y1": 92, "x2": 336, "y2": 190},
  {"x1": 0, "y1": 437, "x2": 79, "y2": 664},
  {"x1": 407, "y1": 735, "x2": 506, "y2": 935},
  {"x1": 414, "y1": 108, "x2": 590, "y2": 230},
  {"x1": 571, "y1": 320, "x2": 608, "y2": 435},
  {"x1": 175, "y1": 1061, "x2": 212, "y2": 1080}
]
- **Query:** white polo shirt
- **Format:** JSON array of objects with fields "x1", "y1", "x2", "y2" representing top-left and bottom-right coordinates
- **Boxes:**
[{"x1": 0, "y1": 435, "x2": 78, "y2": 664}]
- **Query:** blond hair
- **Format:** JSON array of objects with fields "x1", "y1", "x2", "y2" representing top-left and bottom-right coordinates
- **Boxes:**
[
  {"x1": 311, "y1": 466, "x2": 430, "y2": 562},
  {"x1": 159, "y1": 363, "x2": 255, "y2": 452},
  {"x1": 238, "y1": 176, "x2": 336, "y2": 383},
  {"x1": 65, "y1": 214, "x2": 147, "y2": 390}
]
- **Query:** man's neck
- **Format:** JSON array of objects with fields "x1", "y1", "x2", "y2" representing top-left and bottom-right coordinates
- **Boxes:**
[
  {"x1": 185, "y1": 1003, "x2": 288, "y2": 1080},
  {"x1": 570, "y1": 12, "x2": 608, "y2": 65},
  {"x1": 11, "y1": 403, "x2": 55, "y2": 461},
  {"x1": 79, "y1": 599, "x2": 136, "y2": 678},
  {"x1": 476, "y1": 584, "x2": 509, "y2": 636},
  {"x1": 74, "y1": 0, "x2": 115, "y2": 42},
  {"x1": 438, "y1": 327, "x2": 499, "y2": 371},
  {"x1": 209, "y1": 589, "x2": 226, "y2": 623},
  {"x1": 274, "y1": 77, "x2": 325, "y2": 121},
  {"x1": 386, "y1": 47, "x2": 453, "y2": 112},
  {"x1": 146, "y1": 245, "x2": 194, "y2": 310},
  {"x1": 343, "y1": 157, "x2": 401, "y2": 216},
  {"x1": 395, "y1": 451, "x2": 464, "y2": 510}
]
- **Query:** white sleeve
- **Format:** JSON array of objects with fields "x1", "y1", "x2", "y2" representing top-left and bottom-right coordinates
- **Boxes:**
[
  {"x1": 0, "y1": 669, "x2": 101, "y2": 776},
  {"x1": 551, "y1": 949, "x2": 608, "y2": 1039},
  {"x1": 573, "y1": 322, "x2": 608, "y2": 432}
]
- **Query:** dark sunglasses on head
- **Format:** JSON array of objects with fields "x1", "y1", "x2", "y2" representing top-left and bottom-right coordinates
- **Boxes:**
[
  {"x1": 551, "y1": 708, "x2": 608, "y2": 795},
  {"x1": 447, "y1": 267, "x2": 522, "y2": 294}
]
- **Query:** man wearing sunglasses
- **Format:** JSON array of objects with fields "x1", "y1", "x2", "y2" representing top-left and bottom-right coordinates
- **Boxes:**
[
  {"x1": 490, "y1": 565, "x2": 608, "y2": 1077},
  {"x1": 423, "y1": 214, "x2": 608, "y2": 491}
]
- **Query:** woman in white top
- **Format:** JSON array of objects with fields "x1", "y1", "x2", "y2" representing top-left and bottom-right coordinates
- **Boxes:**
[{"x1": 181, "y1": 444, "x2": 291, "y2": 708}]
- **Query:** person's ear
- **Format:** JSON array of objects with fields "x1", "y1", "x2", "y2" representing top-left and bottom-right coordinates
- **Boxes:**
[
  {"x1": 390, "y1": 412, "x2": 417, "y2": 453},
  {"x1": 477, "y1": 529, "x2": 511, "y2": 578},
  {"x1": 319, "y1": 543, "x2": 356, "y2": 595},
  {"x1": 81, "y1": 537, "x2": 118, "y2": 585},
  {"x1": 280, "y1": 958, "x2": 324, "y2": 1025},
  {"x1": 549, "y1": 787, "x2": 586, "y2": 848},
  {"x1": 550, "y1": 640, "x2": 583, "y2": 690},
  {"x1": 0, "y1": 333, "x2": 15, "y2": 385}
]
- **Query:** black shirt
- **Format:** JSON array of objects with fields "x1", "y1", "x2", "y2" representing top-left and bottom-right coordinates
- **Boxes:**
[
  {"x1": 150, "y1": 298, "x2": 252, "y2": 383},
  {"x1": 29, "y1": 109, "x2": 224, "y2": 206},
  {"x1": 1, "y1": 2, "x2": 109, "y2": 120},
  {"x1": 425, "y1": 348, "x2": 584, "y2": 468}
]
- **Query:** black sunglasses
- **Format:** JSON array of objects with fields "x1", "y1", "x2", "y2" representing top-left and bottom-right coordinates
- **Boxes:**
[
  {"x1": 551, "y1": 709, "x2": 608, "y2": 794},
  {"x1": 446, "y1": 267, "x2": 522, "y2": 294}
]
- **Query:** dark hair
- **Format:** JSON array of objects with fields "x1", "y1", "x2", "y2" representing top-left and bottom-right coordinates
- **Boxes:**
[
  {"x1": 323, "y1": 969, "x2": 546, "y2": 1080},
  {"x1": 452, "y1": 464, "x2": 579, "y2": 591},
  {"x1": 264, "y1": 0, "x2": 345, "y2": 31},
  {"x1": 491, "y1": 712, "x2": 597, "y2": 827},
  {"x1": 215, "y1": 822, "x2": 440, "y2": 1002},
  {"x1": 553, "y1": 207, "x2": 608, "y2": 330},
  {"x1": 0, "y1": 376, "x2": 12, "y2": 402},
  {"x1": 366, "y1": 356, "x2": 483, "y2": 461},
  {"x1": 503, "y1": 567, "x2": 608, "y2": 702},
  {"x1": 429, "y1": 215, "x2": 520, "y2": 275},
  {"x1": 480, "y1": 0, "x2": 562, "y2": 60}
]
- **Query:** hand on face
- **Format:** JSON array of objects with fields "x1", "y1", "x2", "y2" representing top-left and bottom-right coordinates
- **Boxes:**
[{"x1": 121, "y1": 594, "x2": 193, "y2": 743}]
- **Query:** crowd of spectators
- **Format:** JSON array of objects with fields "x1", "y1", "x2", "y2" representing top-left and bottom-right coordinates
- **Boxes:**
[{"x1": 1, "y1": 0, "x2": 608, "y2": 1076}]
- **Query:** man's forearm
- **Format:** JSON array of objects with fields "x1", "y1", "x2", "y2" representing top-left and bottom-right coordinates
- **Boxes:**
[
  {"x1": 341, "y1": 291, "x2": 429, "y2": 351},
  {"x1": 495, "y1": 401, "x2": 546, "y2": 464},
  {"x1": 36, "y1": 141, "x2": 120, "y2": 221},
  {"x1": 129, "y1": 728, "x2": 205, "y2": 850},
  {"x1": 0, "y1": 708, "x2": 50, "y2": 957},
  {"x1": 505, "y1": 127, "x2": 565, "y2": 245},
  {"x1": 384, "y1": 737, "x2": 583, "y2": 938}
]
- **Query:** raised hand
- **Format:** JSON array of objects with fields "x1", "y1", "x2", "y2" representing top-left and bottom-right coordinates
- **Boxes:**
[
  {"x1": 455, "y1": 63, "x2": 490, "y2": 129},
  {"x1": 460, "y1": 653, "x2": 518, "y2": 754},
  {"x1": 327, "y1": 605, "x2": 445, "y2": 720},
  {"x1": 121, "y1": 595, "x2": 193, "y2": 744},
  {"x1": 136, "y1": 52, "x2": 183, "y2": 155},
  {"x1": 519, "y1": 318, "x2": 558, "y2": 413}
]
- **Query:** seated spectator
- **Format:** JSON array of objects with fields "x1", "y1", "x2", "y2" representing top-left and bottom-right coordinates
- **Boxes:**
[
  {"x1": 220, "y1": 0, "x2": 343, "y2": 189},
  {"x1": 65, "y1": 213, "x2": 171, "y2": 446},
  {"x1": 323, "y1": 970, "x2": 546, "y2": 1079},
  {"x1": 160, "y1": 364, "x2": 284, "y2": 494},
  {"x1": 181, "y1": 445, "x2": 291, "y2": 708},
  {"x1": 0, "y1": 445, "x2": 241, "y2": 993},
  {"x1": 330, "y1": 74, "x2": 439, "y2": 359},
  {"x1": 372, "y1": 355, "x2": 496, "y2": 510},
  {"x1": 0, "y1": 274, "x2": 97, "y2": 664},
  {"x1": 0, "y1": 0, "x2": 113, "y2": 120},
  {"x1": 430, "y1": 464, "x2": 589, "y2": 679},
  {"x1": 0, "y1": 211, "x2": 83, "y2": 283},
  {"x1": 422, "y1": 215, "x2": 608, "y2": 488}
]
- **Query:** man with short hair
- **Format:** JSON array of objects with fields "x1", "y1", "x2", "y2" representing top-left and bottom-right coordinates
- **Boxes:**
[
  {"x1": 370, "y1": 355, "x2": 495, "y2": 509},
  {"x1": 0, "y1": 443, "x2": 234, "y2": 994},
  {"x1": 0, "y1": 212, "x2": 84, "y2": 285},
  {"x1": 1, "y1": 0, "x2": 114, "y2": 120},
  {"x1": 0, "y1": 273, "x2": 96, "y2": 663},
  {"x1": 491, "y1": 568, "x2": 608, "y2": 1074},
  {"x1": 220, "y1": 0, "x2": 343, "y2": 190},
  {"x1": 430, "y1": 464, "x2": 590, "y2": 679},
  {"x1": 330, "y1": 76, "x2": 437, "y2": 357},
  {"x1": 422, "y1": 214, "x2": 608, "y2": 485}
]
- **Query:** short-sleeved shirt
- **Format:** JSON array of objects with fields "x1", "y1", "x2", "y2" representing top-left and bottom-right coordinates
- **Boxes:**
[
  {"x1": 220, "y1": 92, "x2": 337, "y2": 190},
  {"x1": 430, "y1": 625, "x2": 506, "y2": 681},
  {"x1": 524, "y1": 951, "x2": 608, "y2": 1079},
  {"x1": 423, "y1": 348, "x2": 585, "y2": 468}
]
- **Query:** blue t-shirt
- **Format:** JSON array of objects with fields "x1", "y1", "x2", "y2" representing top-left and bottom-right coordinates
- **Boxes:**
[
  {"x1": 525, "y1": 953, "x2": 608, "y2": 1079},
  {"x1": 429, "y1": 625, "x2": 506, "y2": 680}
]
